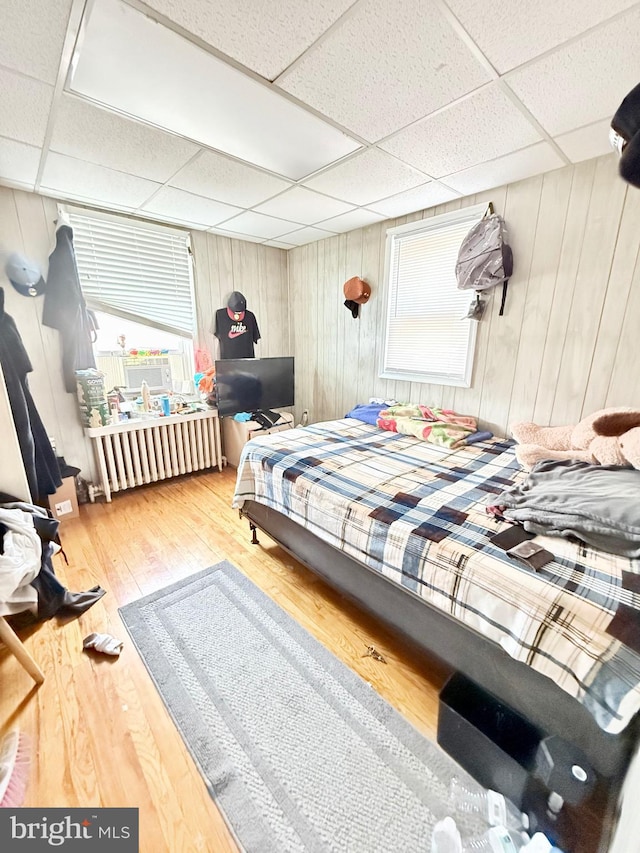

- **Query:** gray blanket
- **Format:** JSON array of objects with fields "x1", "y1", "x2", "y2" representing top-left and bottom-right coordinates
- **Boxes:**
[{"x1": 497, "y1": 459, "x2": 640, "y2": 558}]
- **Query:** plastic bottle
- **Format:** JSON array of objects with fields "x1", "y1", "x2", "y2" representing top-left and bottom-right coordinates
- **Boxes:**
[
  {"x1": 450, "y1": 779, "x2": 530, "y2": 833},
  {"x1": 520, "y1": 833, "x2": 565, "y2": 853},
  {"x1": 141, "y1": 380, "x2": 151, "y2": 412},
  {"x1": 545, "y1": 792, "x2": 563, "y2": 823},
  {"x1": 431, "y1": 819, "x2": 532, "y2": 853},
  {"x1": 463, "y1": 826, "x2": 530, "y2": 852}
]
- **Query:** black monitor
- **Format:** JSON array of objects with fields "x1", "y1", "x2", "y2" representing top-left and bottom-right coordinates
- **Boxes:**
[{"x1": 214, "y1": 357, "x2": 295, "y2": 417}]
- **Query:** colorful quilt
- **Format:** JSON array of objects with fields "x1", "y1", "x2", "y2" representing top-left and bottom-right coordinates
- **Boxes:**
[
  {"x1": 377, "y1": 404, "x2": 477, "y2": 447},
  {"x1": 233, "y1": 418, "x2": 640, "y2": 734}
]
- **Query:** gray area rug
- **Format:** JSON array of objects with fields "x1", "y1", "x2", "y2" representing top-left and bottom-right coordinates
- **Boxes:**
[{"x1": 119, "y1": 561, "x2": 484, "y2": 852}]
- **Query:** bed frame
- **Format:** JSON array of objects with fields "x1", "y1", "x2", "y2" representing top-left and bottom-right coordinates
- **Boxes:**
[{"x1": 241, "y1": 499, "x2": 639, "y2": 845}]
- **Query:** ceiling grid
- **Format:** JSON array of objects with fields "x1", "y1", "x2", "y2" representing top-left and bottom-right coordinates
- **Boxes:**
[{"x1": 0, "y1": 0, "x2": 637, "y2": 244}]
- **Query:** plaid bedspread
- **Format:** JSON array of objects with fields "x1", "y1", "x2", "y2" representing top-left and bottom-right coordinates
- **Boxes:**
[{"x1": 233, "y1": 418, "x2": 640, "y2": 733}]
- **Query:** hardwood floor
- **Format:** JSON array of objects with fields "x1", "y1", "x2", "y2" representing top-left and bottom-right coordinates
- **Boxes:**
[{"x1": 0, "y1": 469, "x2": 451, "y2": 852}]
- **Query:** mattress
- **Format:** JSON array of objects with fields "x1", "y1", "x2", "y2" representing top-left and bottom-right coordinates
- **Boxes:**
[{"x1": 233, "y1": 418, "x2": 640, "y2": 734}]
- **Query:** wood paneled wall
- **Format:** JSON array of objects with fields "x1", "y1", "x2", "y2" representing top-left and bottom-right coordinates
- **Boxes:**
[
  {"x1": 0, "y1": 187, "x2": 95, "y2": 480},
  {"x1": 2, "y1": 153, "x2": 636, "y2": 482},
  {"x1": 0, "y1": 187, "x2": 288, "y2": 483},
  {"x1": 190, "y1": 232, "x2": 290, "y2": 361},
  {"x1": 288, "y1": 154, "x2": 640, "y2": 437}
]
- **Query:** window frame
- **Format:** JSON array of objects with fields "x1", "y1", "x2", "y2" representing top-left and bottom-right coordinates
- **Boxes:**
[
  {"x1": 62, "y1": 204, "x2": 196, "y2": 340},
  {"x1": 379, "y1": 202, "x2": 488, "y2": 388}
]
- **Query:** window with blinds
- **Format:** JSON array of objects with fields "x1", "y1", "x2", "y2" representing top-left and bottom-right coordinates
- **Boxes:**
[
  {"x1": 68, "y1": 211, "x2": 194, "y2": 337},
  {"x1": 381, "y1": 204, "x2": 487, "y2": 387}
]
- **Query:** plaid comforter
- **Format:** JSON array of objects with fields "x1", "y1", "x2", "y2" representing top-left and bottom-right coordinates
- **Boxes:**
[{"x1": 233, "y1": 418, "x2": 640, "y2": 733}]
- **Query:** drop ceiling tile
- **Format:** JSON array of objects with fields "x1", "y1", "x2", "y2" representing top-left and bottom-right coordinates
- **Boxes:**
[
  {"x1": 217, "y1": 210, "x2": 302, "y2": 239},
  {"x1": 41, "y1": 152, "x2": 161, "y2": 208},
  {"x1": 253, "y1": 187, "x2": 354, "y2": 224},
  {"x1": 506, "y1": 8, "x2": 640, "y2": 137},
  {"x1": 304, "y1": 149, "x2": 427, "y2": 206},
  {"x1": 381, "y1": 86, "x2": 541, "y2": 178},
  {"x1": 368, "y1": 182, "x2": 461, "y2": 218},
  {"x1": 276, "y1": 226, "x2": 336, "y2": 246},
  {"x1": 442, "y1": 143, "x2": 564, "y2": 196},
  {"x1": 141, "y1": 187, "x2": 242, "y2": 227},
  {"x1": 263, "y1": 239, "x2": 296, "y2": 249},
  {"x1": 554, "y1": 120, "x2": 615, "y2": 163},
  {"x1": 207, "y1": 228, "x2": 266, "y2": 244},
  {"x1": 0, "y1": 68, "x2": 53, "y2": 146},
  {"x1": 445, "y1": 0, "x2": 637, "y2": 74},
  {"x1": 317, "y1": 209, "x2": 385, "y2": 233},
  {"x1": 143, "y1": 0, "x2": 356, "y2": 80},
  {"x1": 0, "y1": 0, "x2": 73, "y2": 84},
  {"x1": 277, "y1": 0, "x2": 490, "y2": 141},
  {"x1": 0, "y1": 138, "x2": 41, "y2": 188},
  {"x1": 49, "y1": 96, "x2": 199, "y2": 183},
  {"x1": 69, "y1": 0, "x2": 360, "y2": 180},
  {"x1": 170, "y1": 149, "x2": 291, "y2": 207}
]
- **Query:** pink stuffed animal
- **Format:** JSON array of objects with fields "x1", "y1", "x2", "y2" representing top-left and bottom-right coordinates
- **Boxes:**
[{"x1": 511, "y1": 407, "x2": 640, "y2": 471}]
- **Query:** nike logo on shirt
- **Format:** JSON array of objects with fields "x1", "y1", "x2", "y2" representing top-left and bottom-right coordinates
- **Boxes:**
[{"x1": 229, "y1": 323, "x2": 247, "y2": 338}]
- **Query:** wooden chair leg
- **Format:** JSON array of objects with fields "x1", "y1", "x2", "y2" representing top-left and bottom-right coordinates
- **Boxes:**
[{"x1": 0, "y1": 616, "x2": 45, "y2": 684}]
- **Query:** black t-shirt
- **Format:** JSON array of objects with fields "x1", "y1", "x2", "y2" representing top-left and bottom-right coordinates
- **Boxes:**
[{"x1": 214, "y1": 308, "x2": 260, "y2": 359}]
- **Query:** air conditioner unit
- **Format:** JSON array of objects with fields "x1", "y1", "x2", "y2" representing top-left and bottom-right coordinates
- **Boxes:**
[{"x1": 123, "y1": 358, "x2": 172, "y2": 393}]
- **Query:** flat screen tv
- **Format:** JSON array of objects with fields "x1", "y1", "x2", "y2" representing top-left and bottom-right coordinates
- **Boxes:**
[{"x1": 215, "y1": 357, "x2": 295, "y2": 417}]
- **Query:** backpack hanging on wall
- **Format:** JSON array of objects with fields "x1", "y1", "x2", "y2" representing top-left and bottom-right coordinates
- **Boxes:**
[{"x1": 456, "y1": 206, "x2": 513, "y2": 316}]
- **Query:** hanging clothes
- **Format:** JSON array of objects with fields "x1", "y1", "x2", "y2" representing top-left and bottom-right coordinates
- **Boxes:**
[
  {"x1": 0, "y1": 288, "x2": 61, "y2": 500},
  {"x1": 214, "y1": 292, "x2": 260, "y2": 359},
  {"x1": 42, "y1": 219, "x2": 97, "y2": 393}
]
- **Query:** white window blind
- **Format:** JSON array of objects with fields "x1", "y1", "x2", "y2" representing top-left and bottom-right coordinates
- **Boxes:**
[
  {"x1": 68, "y1": 212, "x2": 194, "y2": 337},
  {"x1": 381, "y1": 204, "x2": 487, "y2": 387}
]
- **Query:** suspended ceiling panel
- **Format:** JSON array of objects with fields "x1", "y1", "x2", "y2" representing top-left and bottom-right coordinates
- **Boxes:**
[
  {"x1": 273, "y1": 226, "x2": 336, "y2": 246},
  {"x1": 41, "y1": 152, "x2": 161, "y2": 208},
  {"x1": 49, "y1": 95, "x2": 200, "y2": 183},
  {"x1": 0, "y1": 138, "x2": 41, "y2": 189},
  {"x1": 207, "y1": 228, "x2": 267, "y2": 245},
  {"x1": 554, "y1": 119, "x2": 614, "y2": 164},
  {"x1": 316, "y1": 208, "x2": 385, "y2": 233},
  {"x1": 169, "y1": 150, "x2": 292, "y2": 209},
  {"x1": 381, "y1": 85, "x2": 542, "y2": 178},
  {"x1": 253, "y1": 186, "x2": 353, "y2": 225},
  {"x1": 445, "y1": 0, "x2": 638, "y2": 74},
  {"x1": 443, "y1": 142, "x2": 565, "y2": 195},
  {"x1": 218, "y1": 210, "x2": 304, "y2": 240},
  {"x1": 0, "y1": 0, "x2": 637, "y2": 247},
  {"x1": 69, "y1": 0, "x2": 361, "y2": 180},
  {"x1": 263, "y1": 239, "x2": 297, "y2": 249},
  {"x1": 0, "y1": 68, "x2": 54, "y2": 147},
  {"x1": 277, "y1": 0, "x2": 491, "y2": 141},
  {"x1": 0, "y1": 0, "x2": 73, "y2": 84},
  {"x1": 303, "y1": 149, "x2": 429, "y2": 206},
  {"x1": 142, "y1": 0, "x2": 357, "y2": 80},
  {"x1": 506, "y1": 8, "x2": 640, "y2": 137},
  {"x1": 368, "y1": 182, "x2": 461, "y2": 219},
  {"x1": 141, "y1": 186, "x2": 243, "y2": 227}
]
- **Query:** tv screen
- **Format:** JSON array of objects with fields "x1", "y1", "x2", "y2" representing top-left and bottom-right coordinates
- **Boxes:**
[{"x1": 215, "y1": 357, "x2": 295, "y2": 417}]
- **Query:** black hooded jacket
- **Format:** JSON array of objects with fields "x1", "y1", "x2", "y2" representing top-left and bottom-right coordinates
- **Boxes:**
[{"x1": 0, "y1": 287, "x2": 61, "y2": 500}]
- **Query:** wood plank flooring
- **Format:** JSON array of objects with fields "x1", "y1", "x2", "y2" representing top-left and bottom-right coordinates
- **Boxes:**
[{"x1": 0, "y1": 469, "x2": 450, "y2": 852}]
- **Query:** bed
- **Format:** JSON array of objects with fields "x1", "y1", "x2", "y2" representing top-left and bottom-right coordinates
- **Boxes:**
[{"x1": 232, "y1": 418, "x2": 640, "y2": 802}]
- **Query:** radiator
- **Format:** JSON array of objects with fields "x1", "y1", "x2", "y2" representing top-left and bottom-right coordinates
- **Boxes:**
[{"x1": 86, "y1": 410, "x2": 222, "y2": 502}]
